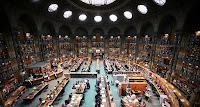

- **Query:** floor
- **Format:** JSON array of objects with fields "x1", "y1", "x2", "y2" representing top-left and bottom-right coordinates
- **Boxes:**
[{"x1": 16, "y1": 60, "x2": 161, "y2": 107}]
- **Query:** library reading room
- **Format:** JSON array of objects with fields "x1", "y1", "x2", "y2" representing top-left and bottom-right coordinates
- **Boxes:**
[{"x1": 0, "y1": 0, "x2": 200, "y2": 107}]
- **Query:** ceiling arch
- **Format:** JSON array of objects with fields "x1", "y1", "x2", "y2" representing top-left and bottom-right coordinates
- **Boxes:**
[
  {"x1": 75, "y1": 27, "x2": 88, "y2": 36},
  {"x1": 18, "y1": 14, "x2": 38, "y2": 35},
  {"x1": 0, "y1": 8, "x2": 11, "y2": 35},
  {"x1": 92, "y1": 28, "x2": 104, "y2": 36},
  {"x1": 183, "y1": 4, "x2": 200, "y2": 34},
  {"x1": 158, "y1": 15, "x2": 176, "y2": 35},
  {"x1": 140, "y1": 22, "x2": 154, "y2": 36},
  {"x1": 41, "y1": 21, "x2": 56, "y2": 36},
  {"x1": 108, "y1": 27, "x2": 120, "y2": 37},
  {"x1": 124, "y1": 26, "x2": 137, "y2": 37},
  {"x1": 59, "y1": 25, "x2": 72, "y2": 37}
]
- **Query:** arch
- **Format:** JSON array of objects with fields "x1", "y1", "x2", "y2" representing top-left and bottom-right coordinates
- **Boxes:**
[
  {"x1": 92, "y1": 28, "x2": 104, "y2": 36},
  {"x1": 108, "y1": 27, "x2": 120, "y2": 37},
  {"x1": 183, "y1": 5, "x2": 200, "y2": 34},
  {"x1": 158, "y1": 15, "x2": 176, "y2": 35},
  {"x1": 140, "y1": 22, "x2": 154, "y2": 36},
  {"x1": 59, "y1": 25, "x2": 72, "y2": 37},
  {"x1": 18, "y1": 14, "x2": 38, "y2": 35},
  {"x1": 124, "y1": 26, "x2": 137, "y2": 36},
  {"x1": 41, "y1": 21, "x2": 55, "y2": 36},
  {"x1": 75, "y1": 27, "x2": 88, "y2": 36},
  {"x1": 0, "y1": 8, "x2": 11, "y2": 35}
]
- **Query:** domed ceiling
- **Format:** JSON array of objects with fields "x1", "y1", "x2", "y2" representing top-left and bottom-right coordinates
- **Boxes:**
[
  {"x1": 13, "y1": 0, "x2": 170, "y2": 25},
  {"x1": 68, "y1": 0, "x2": 131, "y2": 13}
]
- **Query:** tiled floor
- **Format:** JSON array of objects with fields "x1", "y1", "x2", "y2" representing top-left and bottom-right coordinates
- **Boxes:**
[{"x1": 16, "y1": 60, "x2": 161, "y2": 107}]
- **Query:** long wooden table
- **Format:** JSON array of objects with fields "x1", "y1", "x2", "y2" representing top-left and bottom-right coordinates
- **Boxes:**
[
  {"x1": 82, "y1": 57, "x2": 91, "y2": 72},
  {"x1": 104, "y1": 59, "x2": 113, "y2": 73},
  {"x1": 105, "y1": 75, "x2": 116, "y2": 107},
  {"x1": 75, "y1": 81, "x2": 86, "y2": 94},
  {"x1": 4, "y1": 86, "x2": 26, "y2": 107},
  {"x1": 38, "y1": 78, "x2": 69, "y2": 107},
  {"x1": 23, "y1": 71, "x2": 63, "y2": 86},
  {"x1": 99, "y1": 75, "x2": 108, "y2": 107},
  {"x1": 67, "y1": 94, "x2": 83, "y2": 107},
  {"x1": 24, "y1": 83, "x2": 48, "y2": 100},
  {"x1": 96, "y1": 58, "x2": 100, "y2": 73},
  {"x1": 70, "y1": 58, "x2": 83, "y2": 72},
  {"x1": 128, "y1": 77, "x2": 145, "y2": 82},
  {"x1": 147, "y1": 78, "x2": 164, "y2": 96},
  {"x1": 63, "y1": 58, "x2": 73, "y2": 69}
]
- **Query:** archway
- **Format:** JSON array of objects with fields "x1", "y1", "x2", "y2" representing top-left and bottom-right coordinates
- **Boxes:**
[
  {"x1": 59, "y1": 25, "x2": 72, "y2": 37},
  {"x1": 108, "y1": 27, "x2": 120, "y2": 37},
  {"x1": 183, "y1": 6, "x2": 200, "y2": 34},
  {"x1": 18, "y1": 14, "x2": 38, "y2": 36},
  {"x1": 75, "y1": 27, "x2": 88, "y2": 37},
  {"x1": 140, "y1": 22, "x2": 154, "y2": 36},
  {"x1": 124, "y1": 26, "x2": 137, "y2": 36},
  {"x1": 158, "y1": 15, "x2": 176, "y2": 41},
  {"x1": 92, "y1": 28, "x2": 104, "y2": 36},
  {"x1": 41, "y1": 21, "x2": 55, "y2": 36}
]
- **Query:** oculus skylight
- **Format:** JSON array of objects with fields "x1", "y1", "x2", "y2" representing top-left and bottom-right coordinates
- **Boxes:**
[
  {"x1": 137, "y1": 5, "x2": 148, "y2": 14},
  {"x1": 63, "y1": 11, "x2": 72, "y2": 19},
  {"x1": 80, "y1": 0, "x2": 116, "y2": 6},
  {"x1": 153, "y1": 0, "x2": 166, "y2": 6},
  {"x1": 124, "y1": 11, "x2": 132, "y2": 19},
  {"x1": 79, "y1": 14, "x2": 87, "y2": 21},
  {"x1": 48, "y1": 4, "x2": 58, "y2": 12},
  {"x1": 109, "y1": 14, "x2": 118, "y2": 22},
  {"x1": 94, "y1": 16, "x2": 102, "y2": 22}
]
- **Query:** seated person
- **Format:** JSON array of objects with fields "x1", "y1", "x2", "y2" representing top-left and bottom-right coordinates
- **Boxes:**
[
  {"x1": 69, "y1": 93, "x2": 72, "y2": 98},
  {"x1": 50, "y1": 94, "x2": 54, "y2": 100},
  {"x1": 140, "y1": 101, "x2": 146, "y2": 107},
  {"x1": 65, "y1": 100, "x2": 69, "y2": 105},
  {"x1": 61, "y1": 104, "x2": 66, "y2": 107}
]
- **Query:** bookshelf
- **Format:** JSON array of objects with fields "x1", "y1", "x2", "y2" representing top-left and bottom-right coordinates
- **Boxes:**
[
  {"x1": 137, "y1": 35, "x2": 153, "y2": 69},
  {"x1": 75, "y1": 36, "x2": 88, "y2": 57},
  {"x1": 58, "y1": 35, "x2": 72, "y2": 57},
  {"x1": 41, "y1": 34, "x2": 57, "y2": 60},
  {"x1": 108, "y1": 36, "x2": 121, "y2": 56},
  {"x1": 0, "y1": 33, "x2": 19, "y2": 81}
]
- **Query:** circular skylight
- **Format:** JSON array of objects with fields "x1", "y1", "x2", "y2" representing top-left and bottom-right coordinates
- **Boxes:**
[
  {"x1": 109, "y1": 14, "x2": 118, "y2": 22},
  {"x1": 153, "y1": 0, "x2": 166, "y2": 6},
  {"x1": 94, "y1": 16, "x2": 102, "y2": 22},
  {"x1": 48, "y1": 4, "x2": 58, "y2": 12},
  {"x1": 79, "y1": 14, "x2": 87, "y2": 21},
  {"x1": 63, "y1": 11, "x2": 72, "y2": 19},
  {"x1": 80, "y1": 0, "x2": 116, "y2": 6},
  {"x1": 32, "y1": 0, "x2": 40, "y2": 3},
  {"x1": 124, "y1": 11, "x2": 132, "y2": 19},
  {"x1": 137, "y1": 5, "x2": 148, "y2": 14}
]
